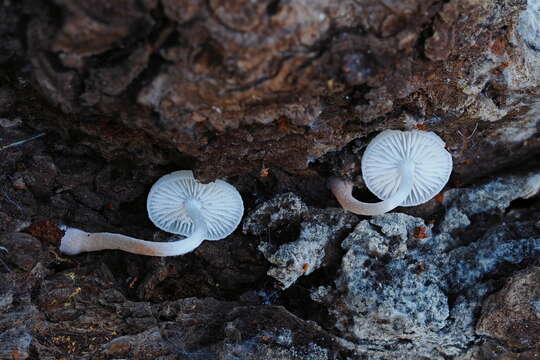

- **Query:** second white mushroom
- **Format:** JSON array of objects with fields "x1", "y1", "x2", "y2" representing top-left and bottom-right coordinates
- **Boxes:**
[{"x1": 329, "y1": 130, "x2": 453, "y2": 216}]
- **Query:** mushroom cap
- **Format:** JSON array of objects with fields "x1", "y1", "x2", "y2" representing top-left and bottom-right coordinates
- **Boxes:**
[
  {"x1": 147, "y1": 171, "x2": 244, "y2": 240},
  {"x1": 361, "y1": 130, "x2": 452, "y2": 206}
]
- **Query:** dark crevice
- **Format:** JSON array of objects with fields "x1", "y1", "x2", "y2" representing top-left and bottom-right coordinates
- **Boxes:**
[
  {"x1": 461, "y1": 156, "x2": 540, "y2": 190},
  {"x1": 124, "y1": 5, "x2": 176, "y2": 99},
  {"x1": 507, "y1": 196, "x2": 539, "y2": 211},
  {"x1": 415, "y1": 23, "x2": 434, "y2": 61},
  {"x1": 278, "y1": 284, "x2": 336, "y2": 330},
  {"x1": 268, "y1": 242, "x2": 348, "y2": 331},
  {"x1": 266, "y1": 0, "x2": 281, "y2": 16},
  {"x1": 223, "y1": 56, "x2": 286, "y2": 94},
  {"x1": 414, "y1": 0, "x2": 448, "y2": 61},
  {"x1": 348, "y1": 84, "x2": 372, "y2": 106},
  {"x1": 16, "y1": 8, "x2": 32, "y2": 57},
  {"x1": 225, "y1": 76, "x2": 271, "y2": 94},
  {"x1": 475, "y1": 258, "x2": 539, "y2": 291},
  {"x1": 481, "y1": 82, "x2": 503, "y2": 108}
]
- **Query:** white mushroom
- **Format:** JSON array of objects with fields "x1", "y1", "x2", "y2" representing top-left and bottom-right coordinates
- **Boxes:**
[
  {"x1": 59, "y1": 171, "x2": 244, "y2": 256},
  {"x1": 329, "y1": 130, "x2": 452, "y2": 216}
]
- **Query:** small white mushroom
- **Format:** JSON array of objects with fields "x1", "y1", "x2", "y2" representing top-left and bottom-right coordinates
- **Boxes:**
[
  {"x1": 59, "y1": 171, "x2": 244, "y2": 257},
  {"x1": 329, "y1": 130, "x2": 452, "y2": 216}
]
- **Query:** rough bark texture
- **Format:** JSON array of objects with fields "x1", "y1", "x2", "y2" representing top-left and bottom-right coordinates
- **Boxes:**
[{"x1": 0, "y1": 0, "x2": 539, "y2": 359}]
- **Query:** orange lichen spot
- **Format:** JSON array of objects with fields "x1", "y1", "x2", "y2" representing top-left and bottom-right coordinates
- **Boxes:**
[
  {"x1": 452, "y1": 178, "x2": 462, "y2": 187},
  {"x1": 12, "y1": 351, "x2": 29, "y2": 360},
  {"x1": 163, "y1": 98, "x2": 174, "y2": 106},
  {"x1": 416, "y1": 263, "x2": 426, "y2": 273},
  {"x1": 413, "y1": 226, "x2": 428, "y2": 239},
  {"x1": 427, "y1": 219, "x2": 436, "y2": 225},
  {"x1": 12, "y1": 177, "x2": 27, "y2": 190},
  {"x1": 499, "y1": 62, "x2": 509, "y2": 68},
  {"x1": 490, "y1": 38, "x2": 506, "y2": 55},
  {"x1": 260, "y1": 335, "x2": 270, "y2": 343},
  {"x1": 434, "y1": 192, "x2": 444, "y2": 203},
  {"x1": 260, "y1": 167, "x2": 270, "y2": 178},
  {"x1": 302, "y1": 263, "x2": 309, "y2": 273},
  {"x1": 462, "y1": 159, "x2": 472, "y2": 166},
  {"x1": 415, "y1": 123, "x2": 429, "y2": 131},
  {"x1": 277, "y1": 117, "x2": 289, "y2": 131},
  {"x1": 190, "y1": 112, "x2": 207, "y2": 123},
  {"x1": 128, "y1": 276, "x2": 139, "y2": 289}
]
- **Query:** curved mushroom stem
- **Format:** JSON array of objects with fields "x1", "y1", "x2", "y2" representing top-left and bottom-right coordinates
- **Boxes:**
[
  {"x1": 329, "y1": 161, "x2": 415, "y2": 216},
  {"x1": 59, "y1": 200, "x2": 208, "y2": 257}
]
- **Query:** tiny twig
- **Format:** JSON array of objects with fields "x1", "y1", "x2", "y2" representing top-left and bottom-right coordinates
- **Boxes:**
[
  {"x1": 1, "y1": 186, "x2": 22, "y2": 212},
  {"x1": 0, "y1": 259, "x2": 10, "y2": 272},
  {"x1": 48, "y1": 249, "x2": 78, "y2": 265},
  {"x1": 0, "y1": 247, "x2": 10, "y2": 273},
  {"x1": 0, "y1": 132, "x2": 46, "y2": 152},
  {"x1": 456, "y1": 122, "x2": 479, "y2": 156},
  {"x1": 468, "y1": 122, "x2": 479, "y2": 139}
]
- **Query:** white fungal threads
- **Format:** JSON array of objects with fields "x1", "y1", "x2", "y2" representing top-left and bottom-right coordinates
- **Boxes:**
[
  {"x1": 329, "y1": 130, "x2": 453, "y2": 216},
  {"x1": 523, "y1": 173, "x2": 540, "y2": 199},
  {"x1": 59, "y1": 171, "x2": 244, "y2": 257}
]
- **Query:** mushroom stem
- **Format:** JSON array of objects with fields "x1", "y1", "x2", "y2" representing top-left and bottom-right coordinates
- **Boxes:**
[
  {"x1": 329, "y1": 161, "x2": 415, "y2": 216},
  {"x1": 59, "y1": 200, "x2": 208, "y2": 256}
]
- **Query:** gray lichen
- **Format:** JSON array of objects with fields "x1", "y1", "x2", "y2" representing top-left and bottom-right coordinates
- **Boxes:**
[
  {"x1": 442, "y1": 172, "x2": 540, "y2": 216},
  {"x1": 245, "y1": 171, "x2": 540, "y2": 359},
  {"x1": 324, "y1": 173, "x2": 540, "y2": 358},
  {"x1": 245, "y1": 193, "x2": 357, "y2": 289},
  {"x1": 438, "y1": 207, "x2": 470, "y2": 234},
  {"x1": 221, "y1": 329, "x2": 332, "y2": 360},
  {"x1": 258, "y1": 221, "x2": 332, "y2": 289},
  {"x1": 336, "y1": 214, "x2": 450, "y2": 341},
  {"x1": 243, "y1": 193, "x2": 309, "y2": 236}
]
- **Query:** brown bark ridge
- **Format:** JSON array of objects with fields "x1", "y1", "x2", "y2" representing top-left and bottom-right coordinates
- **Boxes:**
[{"x1": 15, "y1": 0, "x2": 539, "y2": 183}]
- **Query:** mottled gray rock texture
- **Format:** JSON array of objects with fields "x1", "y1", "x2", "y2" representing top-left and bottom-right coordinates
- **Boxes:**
[
  {"x1": 240, "y1": 173, "x2": 540, "y2": 359},
  {"x1": 317, "y1": 175, "x2": 540, "y2": 359},
  {"x1": 246, "y1": 193, "x2": 358, "y2": 288}
]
